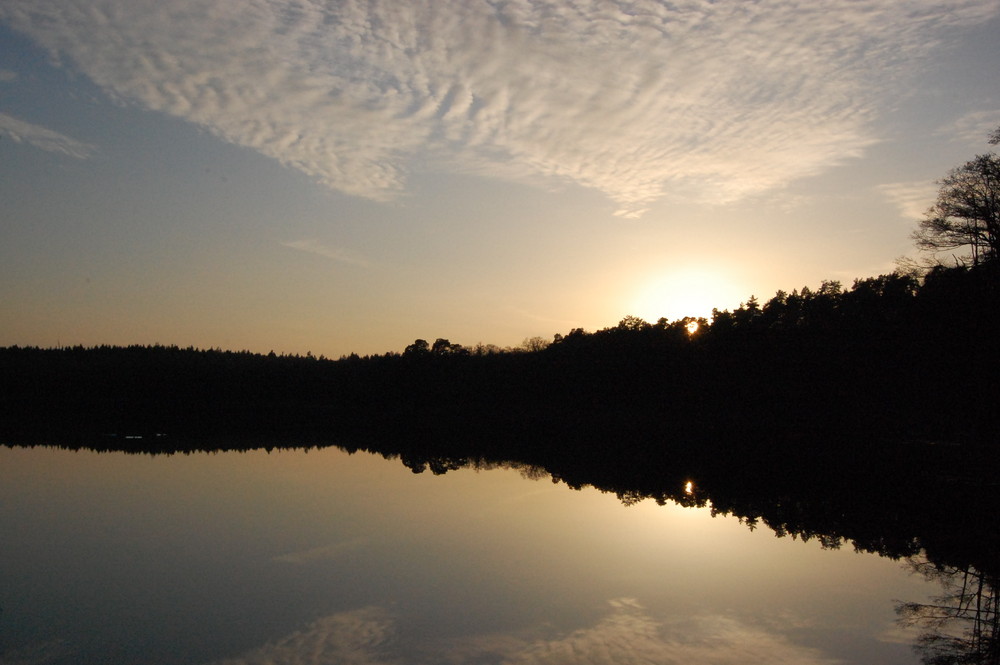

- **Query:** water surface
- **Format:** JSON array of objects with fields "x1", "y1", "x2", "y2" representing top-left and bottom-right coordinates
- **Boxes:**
[{"x1": 0, "y1": 445, "x2": 938, "y2": 664}]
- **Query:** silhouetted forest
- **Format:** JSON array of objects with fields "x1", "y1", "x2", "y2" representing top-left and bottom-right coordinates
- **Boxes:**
[
  {"x1": 6, "y1": 138, "x2": 999, "y2": 664},
  {"x1": 3, "y1": 260, "x2": 1000, "y2": 555},
  {"x1": 2, "y1": 262, "x2": 998, "y2": 447}
]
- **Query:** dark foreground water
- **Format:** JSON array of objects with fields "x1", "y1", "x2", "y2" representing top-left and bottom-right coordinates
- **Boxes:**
[{"x1": 0, "y1": 445, "x2": 944, "y2": 664}]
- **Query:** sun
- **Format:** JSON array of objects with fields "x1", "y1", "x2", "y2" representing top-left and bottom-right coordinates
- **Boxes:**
[{"x1": 629, "y1": 268, "x2": 742, "y2": 323}]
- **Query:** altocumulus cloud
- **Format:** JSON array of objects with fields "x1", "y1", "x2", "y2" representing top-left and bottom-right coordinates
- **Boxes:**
[{"x1": 3, "y1": 1, "x2": 997, "y2": 216}]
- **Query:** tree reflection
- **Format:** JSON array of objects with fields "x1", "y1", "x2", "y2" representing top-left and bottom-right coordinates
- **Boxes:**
[{"x1": 898, "y1": 557, "x2": 1000, "y2": 664}]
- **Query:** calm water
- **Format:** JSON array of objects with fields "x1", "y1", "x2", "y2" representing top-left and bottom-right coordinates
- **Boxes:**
[{"x1": 0, "y1": 445, "x2": 939, "y2": 664}]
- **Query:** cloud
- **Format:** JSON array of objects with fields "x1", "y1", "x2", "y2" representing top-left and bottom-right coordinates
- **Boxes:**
[
  {"x1": 0, "y1": 69, "x2": 17, "y2": 82},
  {"x1": 272, "y1": 537, "x2": 367, "y2": 564},
  {"x1": 281, "y1": 239, "x2": 369, "y2": 267},
  {"x1": 877, "y1": 181, "x2": 938, "y2": 221},
  {"x1": 940, "y1": 110, "x2": 1000, "y2": 147},
  {"x1": 3, "y1": 1, "x2": 997, "y2": 216},
  {"x1": 206, "y1": 598, "x2": 842, "y2": 665},
  {"x1": 0, "y1": 112, "x2": 95, "y2": 158}
]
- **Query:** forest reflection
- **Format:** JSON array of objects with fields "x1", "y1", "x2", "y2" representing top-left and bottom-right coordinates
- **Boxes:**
[
  {"x1": 898, "y1": 559, "x2": 1000, "y2": 665},
  {"x1": 14, "y1": 426, "x2": 998, "y2": 665},
  {"x1": 325, "y1": 432, "x2": 1000, "y2": 665},
  {"x1": 19, "y1": 429, "x2": 998, "y2": 572},
  {"x1": 401, "y1": 450, "x2": 999, "y2": 664}
]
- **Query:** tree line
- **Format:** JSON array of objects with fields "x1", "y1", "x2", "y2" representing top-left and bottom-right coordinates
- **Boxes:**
[
  {"x1": 1, "y1": 255, "x2": 996, "y2": 443},
  {"x1": 2, "y1": 130, "x2": 998, "y2": 448},
  {"x1": 2, "y1": 133, "x2": 998, "y2": 664}
]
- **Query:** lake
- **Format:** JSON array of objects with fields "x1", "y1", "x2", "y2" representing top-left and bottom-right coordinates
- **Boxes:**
[{"x1": 0, "y1": 444, "x2": 955, "y2": 664}]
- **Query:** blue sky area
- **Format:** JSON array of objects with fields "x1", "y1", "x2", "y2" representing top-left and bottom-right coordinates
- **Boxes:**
[{"x1": 2, "y1": 1, "x2": 999, "y2": 357}]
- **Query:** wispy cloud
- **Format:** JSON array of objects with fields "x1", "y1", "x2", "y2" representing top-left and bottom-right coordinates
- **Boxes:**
[
  {"x1": 877, "y1": 181, "x2": 938, "y2": 221},
  {"x1": 0, "y1": 69, "x2": 17, "y2": 82},
  {"x1": 940, "y1": 110, "x2": 1000, "y2": 147},
  {"x1": 2, "y1": 1, "x2": 996, "y2": 216},
  {"x1": 0, "y1": 112, "x2": 95, "y2": 158},
  {"x1": 282, "y1": 239, "x2": 369, "y2": 267}
]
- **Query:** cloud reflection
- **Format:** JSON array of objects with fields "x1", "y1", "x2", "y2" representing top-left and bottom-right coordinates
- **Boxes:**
[
  {"x1": 207, "y1": 598, "x2": 841, "y2": 665},
  {"x1": 3, "y1": 1, "x2": 997, "y2": 216},
  {"x1": 272, "y1": 536, "x2": 367, "y2": 564},
  {"x1": 480, "y1": 599, "x2": 840, "y2": 665},
  {"x1": 207, "y1": 606, "x2": 396, "y2": 665}
]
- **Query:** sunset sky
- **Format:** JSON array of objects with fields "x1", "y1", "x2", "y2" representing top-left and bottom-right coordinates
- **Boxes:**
[{"x1": 2, "y1": 0, "x2": 999, "y2": 358}]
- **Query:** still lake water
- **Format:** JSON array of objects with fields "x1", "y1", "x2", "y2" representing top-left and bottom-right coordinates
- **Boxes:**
[{"x1": 0, "y1": 445, "x2": 939, "y2": 665}]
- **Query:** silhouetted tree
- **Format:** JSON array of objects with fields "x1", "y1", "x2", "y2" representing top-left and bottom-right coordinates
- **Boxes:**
[
  {"x1": 913, "y1": 153, "x2": 1000, "y2": 267},
  {"x1": 404, "y1": 339, "x2": 430, "y2": 356},
  {"x1": 520, "y1": 336, "x2": 549, "y2": 352},
  {"x1": 431, "y1": 338, "x2": 466, "y2": 355},
  {"x1": 615, "y1": 315, "x2": 650, "y2": 332},
  {"x1": 709, "y1": 307, "x2": 736, "y2": 334},
  {"x1": 470, "y1": 342, "x2": 504, "y2": 355},
  {"x1": 731, "y1": 295, "x2": 761, "y2": 328}
]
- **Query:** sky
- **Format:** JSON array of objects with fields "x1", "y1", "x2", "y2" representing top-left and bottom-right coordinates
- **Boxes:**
[{"x1": 1, "y1": 0, "x2": 999, "y2": 358}]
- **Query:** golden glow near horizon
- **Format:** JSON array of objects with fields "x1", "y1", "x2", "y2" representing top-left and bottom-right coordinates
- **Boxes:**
[
  {"x1": 1, "y1": 1, "x2": 998, "y2": 357},
  {"x1": 630, "y1": 268, "x2": 744, "y2": 324}
]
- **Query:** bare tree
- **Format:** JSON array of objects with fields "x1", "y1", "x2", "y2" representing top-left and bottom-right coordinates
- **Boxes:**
[
  {"x1": 519, "y1": 336, "x2": 550, "y2": 352},
  {"x1": 912, "y1": 153, "x2": 1000, "y2": 267}
]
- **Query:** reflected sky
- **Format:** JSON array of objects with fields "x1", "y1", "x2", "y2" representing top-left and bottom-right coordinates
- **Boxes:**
[{"x1": 0, "y1": 446, "x2": 933, "y2": 664}]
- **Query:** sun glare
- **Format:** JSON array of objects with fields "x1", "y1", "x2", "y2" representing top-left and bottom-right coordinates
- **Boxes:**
[{"x1": 630, "y1": 269, "x2": 742, "y2": 323}]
